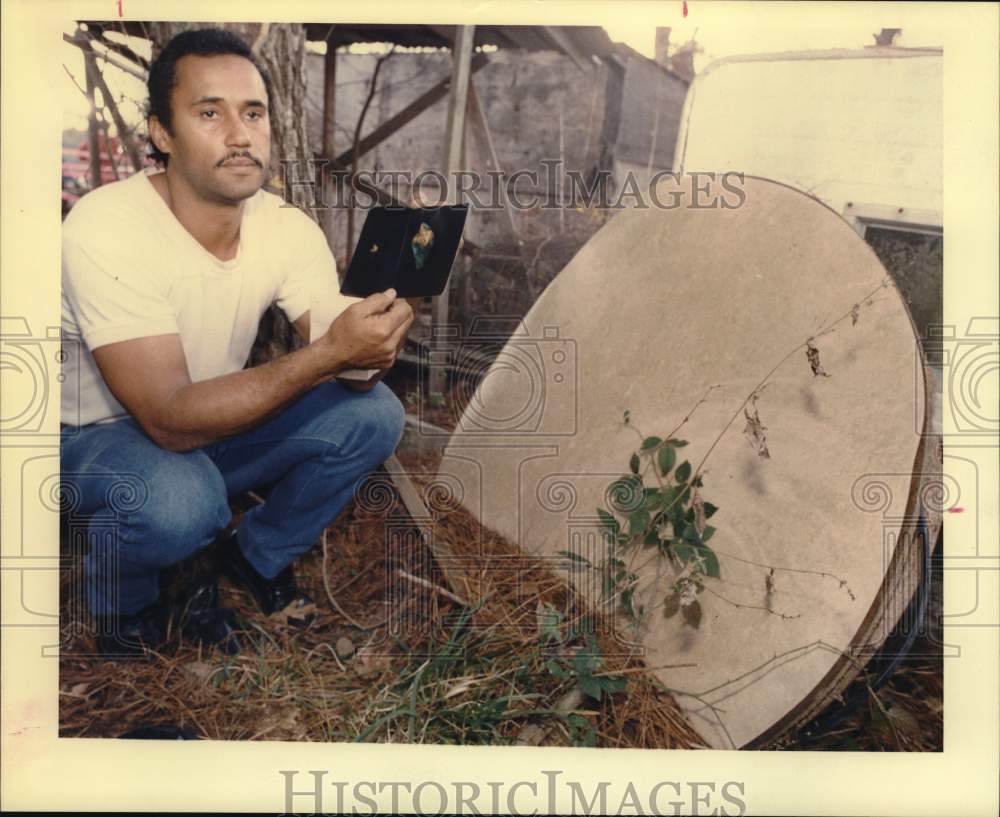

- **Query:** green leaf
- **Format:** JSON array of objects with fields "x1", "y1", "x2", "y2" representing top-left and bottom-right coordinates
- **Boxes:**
[
  {"x1": 607, "y1": 476, "x2": 642, "y2": 513},
  {"x1": 675, "y1": 542, "x2": 720, "y2": 578},
  {"x1": 628, "y1": 509, "x2": 650, "y2": 536},
  {"x1": 668, "y1": 438, "x2": 689, "y2": 447},
  {"x1": 537, "y1": 602, "x2": 564, "y2": 644},
  {"x1": 701, "y1": 525, "x2": 717, "y2": 543},
  {"x1": 674, "y1": 542, "x2": 694, "y2": 563},
  {"x1": 622, "y1": 410, "x2": 631, "y2": 426},
  {"x1": 574, "y1": 649, "x2": 601, "y2": 678},
  {"x1": 641, "y1": 436, "x2": 662, "y2": 451},
  {"x1": 567, "y1": 713, "x2": 598, "y2": 747},
  {"x1": 629, "y1": 453, "x2": 640, "y2": 474},
  {"x1": 557, "y1": 550, "x2": 592, "y2": 567},
  {"x1": 703, "y1": 502, "x2": 719, "y2": 519},
  {"x1": 579, "y1": 674, "x2": 603, "y2": 700},
  {"x1": 675, "y1": 460, "x2": 692, "y2": 484},
  {"x1": 599, "y1": 675, "x2": 627, "y2": 694},
  {"x1": 545, "y1": 659, "x2": 568, "y2": 678},
  {"x1": 698, "y1": 545, "x2": 721, "y2": 578},
  {"x1": 663, "y1": 593, "x2": 681, "y2": 619},
  {"x1": 682, "y1": 599, "x2": 703, "y2": 629},
  {"x1": 596, "y1": 508, "x2": 620, "y2": 536},
  {"x1": 704, "y1": 553, "x2": 721, "y2": 579},
  {"x1": 658, "y1": 485, "x2": 678, "y2": 509},
  {"x1": 657, "y1": 444, "x2": 676, "y2": 476},
  {"x1": 643, "y1": 527, "x2": 660, "y2": 547}
]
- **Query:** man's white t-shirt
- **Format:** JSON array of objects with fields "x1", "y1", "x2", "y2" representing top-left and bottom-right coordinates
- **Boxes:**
[{"x1": 61, "y1": 168, "x2": 355, "y2": 426}]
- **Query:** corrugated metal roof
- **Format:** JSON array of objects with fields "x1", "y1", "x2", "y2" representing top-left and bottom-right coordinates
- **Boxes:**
[
  {"x1": 82, "y1": 21, "x2": 615, "y2": 68},
  {"x1": 307, "y1": 24, "x2": 613, "y2": 63}
]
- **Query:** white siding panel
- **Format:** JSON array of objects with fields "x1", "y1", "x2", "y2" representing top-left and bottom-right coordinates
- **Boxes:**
[{"x1": 678, "y1": 53, "x2": 942, "y2": 217}]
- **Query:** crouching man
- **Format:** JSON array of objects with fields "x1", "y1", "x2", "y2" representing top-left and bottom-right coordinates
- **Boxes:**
[{"x1": 60, "y1": 28, "x2": 412, "y2": 657}]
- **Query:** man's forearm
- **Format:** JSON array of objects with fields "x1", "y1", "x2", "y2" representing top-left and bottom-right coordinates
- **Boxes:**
[{"x1": 151, "y1": 341, "x2": 340, "y2": 452}]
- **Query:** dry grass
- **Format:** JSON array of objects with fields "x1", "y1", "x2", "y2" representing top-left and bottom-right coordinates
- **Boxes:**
[
  {"x1": 58, "y1": 442, "x2": 942, "y2": 750},
  {"x1": 58, "y1": 452, "x2": 703, "y2": 748}
]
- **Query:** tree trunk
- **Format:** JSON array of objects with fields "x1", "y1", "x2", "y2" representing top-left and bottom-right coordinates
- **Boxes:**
[{"x1": 148, "y1": 22, "x2": 315, "y2": 365}]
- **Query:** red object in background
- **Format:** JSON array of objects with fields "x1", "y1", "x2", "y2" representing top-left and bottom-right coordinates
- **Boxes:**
[
  {"x1": 61, "y1": 132, "x2": 151, "y2": 215},
  {"x1": 683, "y1": 1, "x2": 689, "y2": 17}
]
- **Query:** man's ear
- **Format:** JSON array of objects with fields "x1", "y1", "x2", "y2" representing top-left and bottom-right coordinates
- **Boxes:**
[{"x1": 148, "y1": 116, "x2": 172, "y2": 159}]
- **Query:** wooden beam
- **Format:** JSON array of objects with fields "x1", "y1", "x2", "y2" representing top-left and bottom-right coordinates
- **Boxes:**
[
  {"x1": 541, "y1": 25, "x2": 594, "y2": 72},
  {"x1": 383, "y1": 455, "x2": 470, "y2": 600},
  {"x1": 321, "y1": 42, "x2": 338, "y2": 255},
  {"x1": 345, "y1": 47, "x2": 396, "y2": 268},
  {"x1": 331, "y1": 51, "x2": 489, "y2": 170},
  {"x1": 322, "y1": 44, "x2": 338, "y2": 158},
  {"x1": 441, "y1": 26, "x2": 475, "y2": 191},
  {"x1": 466, "y1": 85, "x2": 527, "y2": 258},
  {"x1": 432, "y1": 25, "x2": 475, "y2": 395},
  {"x1": 466, "y1": 84, "x2": 537, "y2": 302}
]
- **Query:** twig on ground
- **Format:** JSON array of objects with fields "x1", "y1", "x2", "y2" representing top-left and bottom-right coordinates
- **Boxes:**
[
  {"x1": 321, "y1": 530, "x2": 380, "y2": 630},
  {"x1": 396, "y1": 568, "x2": 470, "y2": 607}
]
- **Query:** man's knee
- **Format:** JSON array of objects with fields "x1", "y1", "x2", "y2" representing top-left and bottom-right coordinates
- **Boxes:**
[
  {"x1": 128, "y1": 453, "x2": 230, "y2": 564},
  {"x1": 362, "y1": 382, "x2": 406, "y2": 461},
  {"x1": 317, "y1": 381, "x2": 406, "y2": 465}
]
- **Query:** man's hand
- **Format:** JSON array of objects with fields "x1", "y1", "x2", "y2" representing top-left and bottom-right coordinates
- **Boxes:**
[
  {"x1": 89, "y1": 290, "x2": 412, "y2": 452},
  {"x1": 321, "y1": 288, "x2": 413, "y2": 373}
]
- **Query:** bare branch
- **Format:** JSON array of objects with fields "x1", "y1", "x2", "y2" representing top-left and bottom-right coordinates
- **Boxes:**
[
  {"x1": 64, "y1": 32, "x2": 148, "y2": 81},
  {"x1": 62, "y1": 64, "x2": 88, "y2": 99},
  {"x1": 346, "y1": 46, "x2": 396, "y2": 263}
]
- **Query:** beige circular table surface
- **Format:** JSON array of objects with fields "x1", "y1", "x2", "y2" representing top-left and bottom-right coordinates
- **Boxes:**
[{"x1": 438, "y1": 176, "x2": 931, "y2": 748}]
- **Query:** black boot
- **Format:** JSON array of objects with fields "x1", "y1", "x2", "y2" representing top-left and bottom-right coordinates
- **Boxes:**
[
  {"x1": 94, "y1": 602, "x2": 169, "y2": 659},
  {"x1": 176, "y1": 578, "x2": 242, "y2": 655},
  {"x1": 217, "y1": 528, "x2": 316, "y2": 627}
]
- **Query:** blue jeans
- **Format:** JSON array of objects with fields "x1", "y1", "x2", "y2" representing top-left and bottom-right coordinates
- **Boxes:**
[{"x1": 60, "y1": 381, "x2": 405, "y2": 616}]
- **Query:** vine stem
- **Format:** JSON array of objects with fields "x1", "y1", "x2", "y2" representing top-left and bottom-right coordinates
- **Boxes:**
[
  {"x1": 635, "y1": 639, "x2": 892, "y2": 749},
  {"x1": 654, "y1": 685, "x2": 737, "y2": 749},
  {"x1": 692, "y1": 638, "x2": 879, "y2": 700},
  {"x1": 603, "y1": 282, "x2": 887, "y2": 645},
  {"x1": 708, "y1": 547, "x2": 856, "y2": 599},
  {"x1": 691, "y1": 279, "x2": 889, "y2": 481},
  {"x1": 697, "y1": 583, "x2": 801, "y2": 620}
]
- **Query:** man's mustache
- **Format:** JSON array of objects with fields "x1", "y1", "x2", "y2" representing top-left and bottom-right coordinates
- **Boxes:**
[{"x1": 216, "y1": 151, "x2": 263, "y2": 168}]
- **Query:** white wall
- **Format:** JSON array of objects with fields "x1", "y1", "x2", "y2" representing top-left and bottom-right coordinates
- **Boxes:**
[{"x1": 674, "y1": 50, "x2": 942, "y2": 223}]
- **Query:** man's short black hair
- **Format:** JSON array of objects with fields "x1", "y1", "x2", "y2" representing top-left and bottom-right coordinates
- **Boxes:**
[{"x1": 146, "y1": 27, "x2": 273, "y2": 166}]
